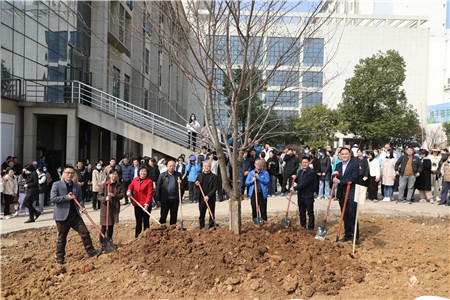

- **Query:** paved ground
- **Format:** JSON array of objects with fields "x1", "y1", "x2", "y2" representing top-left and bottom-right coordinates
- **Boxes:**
[{"x1": 1, "y1": 192, "x2": 448, "y2": 234}]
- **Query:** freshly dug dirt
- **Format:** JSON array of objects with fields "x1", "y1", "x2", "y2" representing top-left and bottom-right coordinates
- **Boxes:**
[{"x1": 1, "y1": 215, "x2": 449, "y2": 299}]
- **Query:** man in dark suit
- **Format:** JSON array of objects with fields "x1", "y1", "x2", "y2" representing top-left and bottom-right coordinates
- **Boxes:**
[
  {"x1": 333, "y1": 148, "x2": 360, "y2": 243},
  {"x1": 156, "y1": 160, "x2": 182, "y2": 225},
  {"x1": 291, "y1": 156, "x2": 317, "y2": 230},
  {"x1": 50, "y1": 165, "x2": 101, "y2": 264},
  {"x1": 195, "y1": 160, "x2": 218, "y2": 228}
]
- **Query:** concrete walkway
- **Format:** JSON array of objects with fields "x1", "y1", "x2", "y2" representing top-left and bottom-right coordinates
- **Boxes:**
[{"x1": 1, "y1": 193, "x2": 448, "y2": 235}]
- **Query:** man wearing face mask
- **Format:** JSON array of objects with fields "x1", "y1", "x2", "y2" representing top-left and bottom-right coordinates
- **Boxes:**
[
  {"x1": 186, "y1": 113, "x2": 201, "y2": 151},
  {"x1": 18, "y1": 165, "x2": 41, "y2": 223}
]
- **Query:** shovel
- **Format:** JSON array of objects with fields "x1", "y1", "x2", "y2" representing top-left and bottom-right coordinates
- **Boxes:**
[
  {"x1": 70, "y1": 193, "x2": 114, "y2": 253},
  {"x1": 253, "y1": 181, "x2": 264, "y2": 226},
  {"x1": 105, "y1": 183, "x2": 112, "y2": 245},
  {"x1": 281, "y1": 178, "x2": 295, "y2": 228},
  {"x1": 315, "y1": 176, "x2": 337, "y2": 240},
  {"x1": 178, "y1": 180, "x2": 186, "y2": 231},
  {"x1": 129, "y1": 195, "x2": 166, "y2": 229},
  {"x1": 198, "y1": 184, "x2": 217, "y2": 228},
  {"x1": 336, "y1": 182, "x2": 352, "y2": 242}
]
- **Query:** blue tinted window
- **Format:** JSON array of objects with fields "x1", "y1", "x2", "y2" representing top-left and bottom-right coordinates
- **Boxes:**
[
  {"x1": 302, "y1": 92, "x2": 322, "y2": 107},
  {"x1": 267, "y1": 37, "x2": 300, "y2": 66},
  {"x1": 302, "y1": 71, "x2": 323, "y2": 87},
  {"x1": 268, "y1": 70, "x2": 299, "y2": 86},
  {"x1": 303, "y1": 38, "x2": 324, "y2": 67},
  {"x1": 266, "y1": 91, "x2": 298, "y2": 107}
]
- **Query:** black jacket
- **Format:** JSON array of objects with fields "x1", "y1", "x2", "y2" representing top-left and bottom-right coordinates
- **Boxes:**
[
  {"x1": 283, "y1": 154, "x2": 299, "y2": 176},
  {"x1": 395, "y1": 155, "x2": 423, "y2": 176},
  {"x1": 318, "y1": 156, "x2": 331, "y2": 180},
  {"x1": 267, "y1": 157, "x2": 279, "y2": 176},
  {"x1": 147, "y1": 165, "x2": 160, "y2": 182},
  {"x1": 293, "y1": 168, "x2": 316, "y2": 203},
  {"x1": 156, "y1": 171, "x2": 182, "y2": 202},
  {"x1": 415, "y1": 158, "x2": 431, "y2": 190},
  {"x1": 18, "y1": 172, "x2": 38, "y2": 195},
  {"x1": 196, "y1": 172, "x2": 218, "y2": 202},
  {"x1": 356, "y1": 157, "x2": 370, "y2": 186}
]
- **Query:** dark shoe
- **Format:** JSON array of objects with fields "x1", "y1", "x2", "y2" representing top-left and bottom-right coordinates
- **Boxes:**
[
  {"x1": 337, "y1": 236, "x2": 352, "y2": 243},
  {"x1": 34, "y1": 211, "x2": 41, "y2": 220},
  {"x1": 56, "y1": 258, "x2": 65, "y2": 265},
  {"x1": 88, "y1": 249, "x2": 102, "y2": 258},
  {"x1": 24, "y1": 219, "x2": 35, "y2": 223}
]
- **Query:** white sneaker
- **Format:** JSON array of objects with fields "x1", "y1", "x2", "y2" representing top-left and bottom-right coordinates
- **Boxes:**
[
  {"x1": 14, "y1": 211, "x2": 19, "y2": 217},
  {"x1": 382, "y1": 197, "x2": 390, "y2": 202},
  {"x1": 429, "y1": 199, "x2": 434, "y2": 204}
]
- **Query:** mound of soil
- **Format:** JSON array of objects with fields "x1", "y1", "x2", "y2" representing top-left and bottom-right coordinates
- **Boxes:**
[{"x1": 1, "y1": 216, "x2": 449, "y2": 299}]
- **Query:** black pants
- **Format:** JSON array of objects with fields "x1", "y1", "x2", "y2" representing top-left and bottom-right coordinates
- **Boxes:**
[
  {"x1": 298, "y1": 198, "x2": 314, "y2": 230},
  {"x1": 100, "y1": 225, "x2": 114, "y2": 244},
  {"x1": 134, "y1": 205, "x2": 150, "y2": 238},
  {"x1": 368, "y1": 176, "x2": 378, "y2": 200},
  {"x1": 338, "y1": 195, "x2": 359, "y2": 240},
  {"x1": 3, "y1": 194, "x2": 13, "y2": 216},
  {"x1": 55, "y1": 210, "x2": 95, "y2": 260},
  {"x1": 24, "y1": 193, "x2": 39, "y2": 221},
  {"x1": 188, "y1": 182, "x2": 196, "y2": 203},
  {"x1": 160, "y1": 197, "x2": 179, "y2": 225},
  {"x1": 281, "y1": 173, "x2": 294, "y2": 193},
  {"x1": 92, "y1": 192, "x2": 101, "y2": 210},
  {"x1": 123, "y1": 180, "x2": 131, "y2": 203},
  {"x1": 199, "y1": 197, "x2": 216, "y2": 228},
  {"x1": 251, "y1": 190, "x2": 267, "y2": 221}
]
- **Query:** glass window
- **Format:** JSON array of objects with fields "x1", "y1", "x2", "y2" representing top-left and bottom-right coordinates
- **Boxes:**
[
  {"x1": 230, "y1": 36, "x2": 243, "y2": 65},
  {"x1": 126, "y1": 0, "x2": 133, "y2": 10},
  {"x1": 2, "y1": 25, "x2": 14, "y2": 51},
  {"x1": 14, "y1": 6, "x2": 25, "y2": 34},
  {"x1": 302, "y1": 71, "x2": 323, "y2": 87},
  {"x1": 144, "y1": 89, "x2": 149, "y2": 109},
  {"x1": 23, "y1": 58, "x2": 37, "y2": 79},
  {"x1": 14, "y1": 32, "x2": 25, "y2": 56},
  {"x1": 302, "y1": 92, "x2": 322, "y2": 107},
  {"x1": 266, "y1": 91, "x2": 298, "y2": 107},
  {"x1": 13, "y1": 53, "x2": 24, "y2": 79},
  {"x1": 25, "y1": 14, "x2": 38, "y2": 41},
  {"x1": 214, "y1": 68, "x2": 225, "y2": 86},
  {"x1": 37, "y1": 43, "x2": 48, "y2": 66},
  {"x1": 24, "y1": 37, "x2": 38, "y2": 61},
  {"x1": 268, "y1": 70, "x2": 299, "y2": 87},
  {"x1": 303, "y1": 38, "x2": 324, "y2": 67},
  {"x1": 124, "y1": 74, "x2": 130, "y2": 102},
  {"x1": 275, "y1": 110, "x2": 299, "y2": 119},
  {"x1": 145, "y1": 49, "x2": 149, "y2": 74},
  {"x1": 266, "y1": 37, "x2": 300, "y2": 66},
  {"x1": 112, "y1": 66, "x2": 120, "y2": 97},
  {"x1": 1, "y1": 1, "x2": 13, "y2": 27},
  {"x1": 145, "y1": 13, "x2": 151, "y2": 34}
]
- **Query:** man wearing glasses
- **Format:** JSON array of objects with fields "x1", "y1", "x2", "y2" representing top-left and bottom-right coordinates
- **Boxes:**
[{"x1": 50, "y1": 165, "x2": 101, "y2": 265}]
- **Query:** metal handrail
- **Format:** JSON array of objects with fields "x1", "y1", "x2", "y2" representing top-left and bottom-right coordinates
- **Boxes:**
[{"x1": 71, "y1": 81, "x2": 201, "y2": 152}]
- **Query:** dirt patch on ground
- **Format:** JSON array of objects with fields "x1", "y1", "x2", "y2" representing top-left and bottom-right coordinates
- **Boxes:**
[{"x1": 1, "y1": 215, "x2": 449, "y2": 299}]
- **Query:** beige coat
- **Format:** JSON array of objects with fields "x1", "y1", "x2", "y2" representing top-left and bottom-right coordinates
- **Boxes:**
[
  {"x1": 442, "y1": 161, "x2": 450, "y2": 182},
  {"x1": 92, "y1": 169, "x2": 107, "y2": 192},
  {"x1": 2, "y1": 174, "x2": 18, "y2": 195},
  {"x1": 381, "y1": 158, "x2": 396, "y2": 186}
]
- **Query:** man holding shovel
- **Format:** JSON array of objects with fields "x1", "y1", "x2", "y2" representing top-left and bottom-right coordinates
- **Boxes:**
[
  {"x1": 50, "y1": 165, "x2": 101, "y2": 265},
  {"x1": 333, "y1": 148, "x2": 360, "y2": 243},
  {"x1": 291, "y1": 156, "x2": 317, "y2": 231},
  {"x1": 245, "y1": 159, "x2": 270, "y2": 224},
  {"x1": 195, "y1": 160, "x2": 218, "y2": 229}
]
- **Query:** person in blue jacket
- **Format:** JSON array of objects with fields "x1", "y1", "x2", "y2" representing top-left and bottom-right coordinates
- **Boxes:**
[
  {"x1": 291, "y1": 156, "x2": 317, "y2": 230},
  {"x1": 245, "y1": 159, "x2": 270, "y2": 223},
  {"x1": 186, "y1": 155, "x2": 201, "y2": 203}
]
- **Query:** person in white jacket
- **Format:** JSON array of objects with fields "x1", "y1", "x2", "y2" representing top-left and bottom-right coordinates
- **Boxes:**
[
  {"x1": 36, "y1": 167, "x2": 47, "y2": 213},
  {"x1": 367, "y1": 151, "x2": 380, "y2": 201},
  {"x1": 92, "y1": 162, "x2": 106, "y2": 210},
  {"x1": 381, "y1": 150, "x2": 397, "y2": 202}
]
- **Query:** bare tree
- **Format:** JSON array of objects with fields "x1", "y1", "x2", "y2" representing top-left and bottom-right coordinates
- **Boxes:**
[
  {"x1": 148, "y1": 0, "x2": 336, "y2": 234},
  {"x1": 425, "y1": 125, "x2": 447, "y2": 149}
]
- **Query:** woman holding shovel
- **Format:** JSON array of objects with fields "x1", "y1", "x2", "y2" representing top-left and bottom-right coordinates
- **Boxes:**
[
  {"x1": 127, "y1": 166, "x2": 153, "y2": 237},
  {"x1": 97, "y1": 169, "x2": 124, "y2": 248}
]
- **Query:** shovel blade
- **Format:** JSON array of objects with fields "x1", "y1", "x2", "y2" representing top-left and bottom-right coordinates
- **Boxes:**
[
  {"x1": 315, "y1": 226, "x2": 328, "y2": 241},
  {"x1": 102, "y1": 240, "x2": 114, "y2": 253},
  {"x1": 253, "y1": 217, "x2": 264, "y2": 226},
  {"x1": 281, "y1": 217, "x2": 291, "y2": 228}
]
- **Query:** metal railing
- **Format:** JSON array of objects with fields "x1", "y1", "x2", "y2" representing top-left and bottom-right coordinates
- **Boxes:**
[{"x1": 71, "y1": 81, "x2": 200, "y2": 152}]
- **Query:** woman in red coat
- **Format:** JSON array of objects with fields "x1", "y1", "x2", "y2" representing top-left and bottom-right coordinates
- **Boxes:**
[{"x1": 127, "y1": 166, "x2": 153, "y2": 237}]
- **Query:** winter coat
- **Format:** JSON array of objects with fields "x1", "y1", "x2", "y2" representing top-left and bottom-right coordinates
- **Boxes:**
[
  {"x1": 395, "y1": 155, "x2": 422, "y2": 176},
  {"x1": 120, "y1": 163, "x2": 133, "y2": 182},
  {"x1": 155, "y1": 171, "x2": 181, "y2": 202},
  {"x1": 381, "y1": 158, "x2": 396, "y2": 186},
  {"x1": 356, "y1": 157, "x2": 370, "y2": 186},
  {"x1": 267, "y1": 157, "x2": 279, "y2": 176},
  {"x1": 18, "y1": 172, "x2": 38, "y2": 195},
  {"x1": 97, "y1": 181, "x2": 124, "y2": 226},
  {"x1": 2, "y1": 174, "x2": 17, "y2": 195},
  {"x1": 186, "y1": 162, "x2": 201, "y2": 182},
  {"x1": 368, "y1": 159, "x2": 380, "y2": 178},
  {"x1": 128, "y1": 177, "x2": 153, "y2": 206},
  {"x1": 293, "y1": 167, "x2": 316, "y2": 203},
  {"x1": 195, "y1": 172, "x2": 219, "y2": 202},
  {"x1": 317, "y1": 156, "x2": 331, "y2": 181},
  {"x1": 239, "y1": 158, "x2": 252, "y2": 177},
  {"x1": 38, "y1": 171, "x2": 47, "y2": 194},
  {"x1": 92, "y1": 169, "x2": 107, "y2": 193},
  {"x1": 283, "y1": 154, "x2": 299, "y2": 176},
  {"x1": 442, "y1": 161, "x2": 450, "y2": 182},
  {"x1": 245, "y1": 169, "x2": 270, "y2": 199},
  {"x1": 415, "y1": 158, "x2": 431, "y2": 191}
]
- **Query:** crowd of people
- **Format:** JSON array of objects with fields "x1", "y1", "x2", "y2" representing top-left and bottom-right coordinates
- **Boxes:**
[{"x1": 1, "y1": 141, "x2": 449, "y2": 262}]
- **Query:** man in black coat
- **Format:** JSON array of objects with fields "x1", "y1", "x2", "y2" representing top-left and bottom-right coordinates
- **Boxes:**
[
  {"x1": 282, "y1": 149, "x2": 299, "y2": 195},
  {"x1": 156, "y1": 161, "x2": 182, "y2": 225},
  {"x1": 333, "y1": 148, "x2": 360, "y2": 243},
  {"x1": 195, "y1": 160, "x2": 218, "y2": 228},
  {"x1": 291, "y1": 156, "x2": 317, "y2": 230}
]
